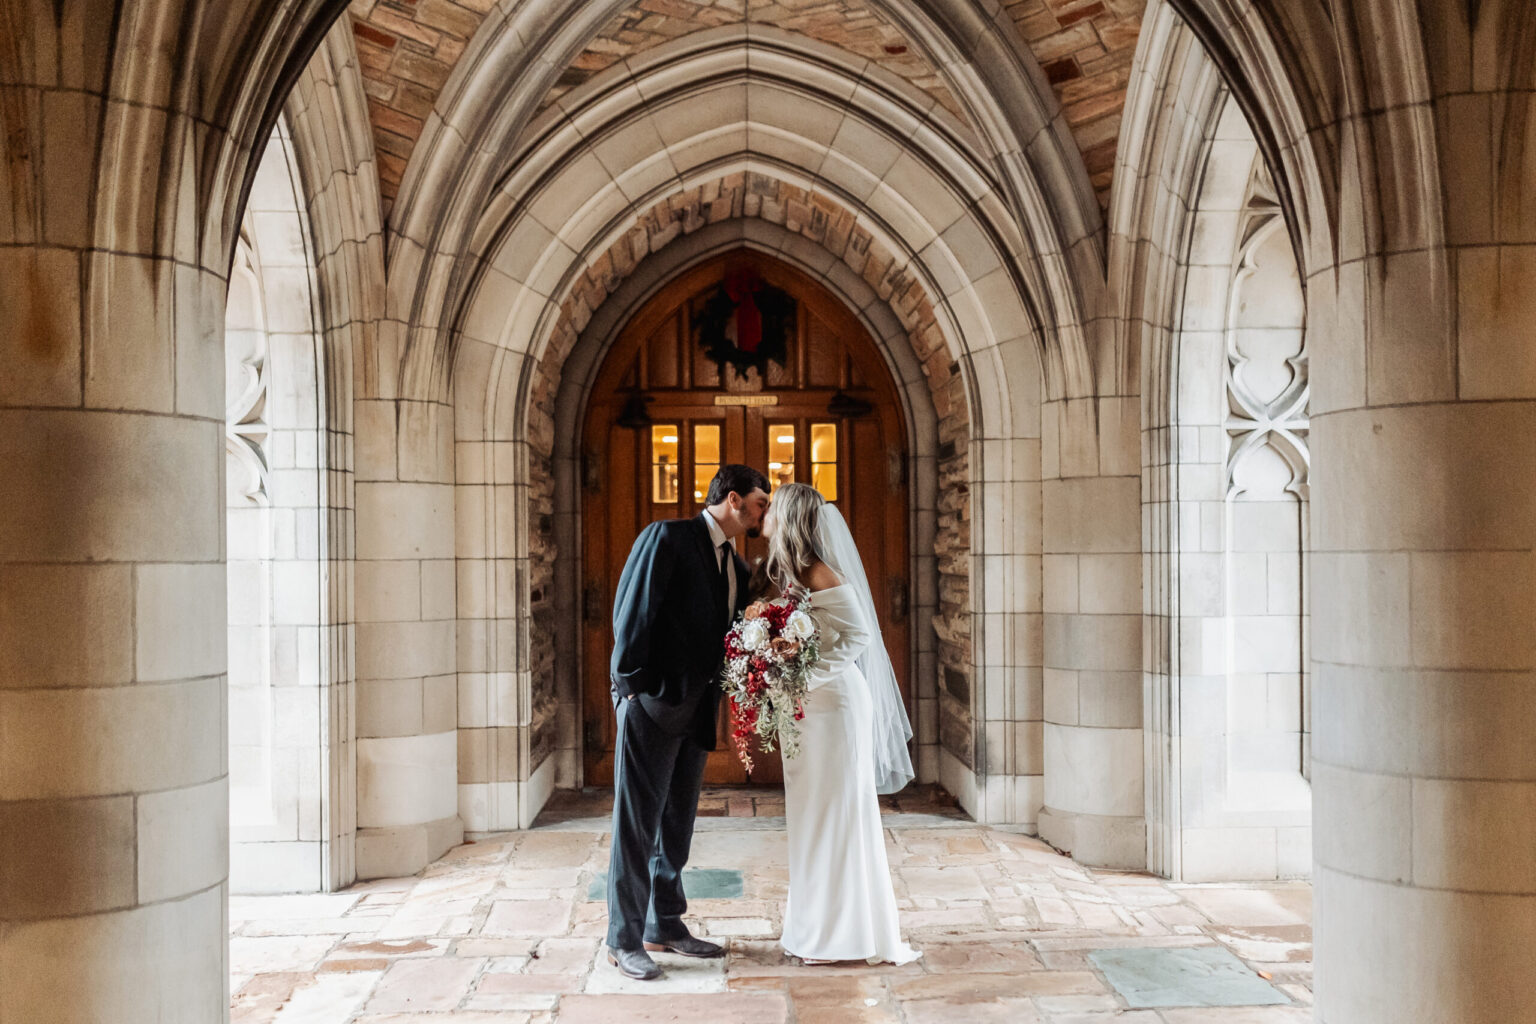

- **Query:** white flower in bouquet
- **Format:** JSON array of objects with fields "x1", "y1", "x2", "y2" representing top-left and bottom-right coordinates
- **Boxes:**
[
  {"x1": 785, "y1": 609, "x2": 814, "y2": 641},
  {"x1": 738, "y1": 617, "x2": 770, "y2": 651}
]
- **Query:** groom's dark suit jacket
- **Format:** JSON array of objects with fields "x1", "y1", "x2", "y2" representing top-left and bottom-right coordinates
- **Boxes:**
[{"x1": 610, "y1": 512, "x2": 750, "y2": 750}]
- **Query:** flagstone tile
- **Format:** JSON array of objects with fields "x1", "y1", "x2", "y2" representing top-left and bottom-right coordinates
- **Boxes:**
[
  {"x1": 1089, "y1": 946, "x2": 1289, "y2": 1008},
  {"x1": 482, "y1": 898, "x2": 573, "y2": 936},
  {"x1": 356, "y1": 1014, "x2": 532, "y2": 1024},
  {"x1": 778, "y1": 974, "x2": 902, "y2": 1022},
  {"x1": 231, "y1": 936, "x2": 340, "y2": 975},
  {"x1": 899, "y1": 997, "x2": 1043, "y2": 1024},
  {"x1": 505, "y1": 832, "x2": 605, "y2": 868},
  {"x1": 270, "y1": 969, "x2": 381, "y2": 1023},
  {"x1": 1210, "y1": 924, "x2": 1313, "y2": 963},
  {"x1": 231, "y1": 972, "x2": 313, "y2": 1023},
  {"x1": 318, "y1": 955, "x2": 393, "y2": 973},
  {"x1": 462, "y1": 990, "x2": 557, "y2": 1011},
  {"x1": 1175, "y1": 886, "x2": 1311, "y2": 927},
  {"x1": 483, "y1": 954, "x2": 532, "y2": 972},
  {"x1": 241, "y1": 916, "x2": 385, "y2": 937},
  {"x1": 333, "y1": 937, "x2": 448, "y2": 958},
  {"x1": 501, "y1": 866, "x2": 584, "y2": 888},
  {"x1": 919, "y1": 940, "x2": 1042, "y2": 973},
  {"x1": 362, "y1": 956, "x2": 484, "y2": 1013},
  {"x1": 1158, "y1": 1009, "x2": 1312, "y2": 1023},
  {"x1": 555, "y1": 992, "x2": 790, "y2": 1023},
  {"x1": 1037, "y1": 993, "x2": 1125, "y2": 1013},
  {"x1": 528, "y1": 936, "x2": 601, "y2": 972},
  {"x1": 230, "y1": 894, "x2": 363, "y2": 921},
  {"x1": 454, "y1": 937, "x2": 540, "y2": 957},
  {"x1": 686, "y1": 897, "x2": 779, "y2": 917},
  {"x1": 893, "y1": 971, "x2": 1106, "y2": 1000},
  {"x1": 375, "y1": 913, "x2": 470, "y2": 940},
  {"x1": 702, "y1": 916, "x2": 775, "y2": 937},
  {"x1": 901, "y1": 865, "x2": 991, "y2": 901},
  {"x1": 1279, "y1": 982, "x2": 1312, "y2": 1004},
  {"x1": 475, "y1": 971, "x2": 583, "y2": 994},
  {"x1": 902, "y1": 906, "x2": 990, "y2": 929}
]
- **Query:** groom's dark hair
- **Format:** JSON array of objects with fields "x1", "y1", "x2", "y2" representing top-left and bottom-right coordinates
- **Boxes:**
[{"x1": 706, "y1": 464, "x2": 769, "y2": 506}]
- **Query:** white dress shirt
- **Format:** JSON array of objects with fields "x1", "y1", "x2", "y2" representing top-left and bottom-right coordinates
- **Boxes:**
[{"x1": 703, "y1": 510, "x2": 737, "y2": 615}]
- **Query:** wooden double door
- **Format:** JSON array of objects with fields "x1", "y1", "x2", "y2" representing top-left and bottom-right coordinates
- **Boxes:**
[{"x1": 582, "y1": 252, "x2": 910, "y2": 786}]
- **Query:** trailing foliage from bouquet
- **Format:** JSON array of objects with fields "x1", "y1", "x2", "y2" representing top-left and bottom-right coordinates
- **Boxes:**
[{"x1": 720, "y1": 590, "x2": 821, "y2": 772}]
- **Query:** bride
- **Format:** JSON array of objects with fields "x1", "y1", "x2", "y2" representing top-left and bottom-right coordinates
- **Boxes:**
[{"x1": 760, "y1": 482, "x2": 921, "y2": 966}]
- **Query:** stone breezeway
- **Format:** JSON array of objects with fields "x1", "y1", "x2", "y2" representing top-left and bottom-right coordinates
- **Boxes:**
[{"x1": 230, "y1": 788, "x2": 1311, "y2": 1023}]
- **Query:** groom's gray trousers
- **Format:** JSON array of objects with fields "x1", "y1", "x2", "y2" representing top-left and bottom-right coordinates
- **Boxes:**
[{"x1": 605, "y1": 695, "x2": 710, "y2": 951}]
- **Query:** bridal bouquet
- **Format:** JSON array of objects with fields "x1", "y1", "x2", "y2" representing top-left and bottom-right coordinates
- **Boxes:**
[{"x1": 720, "y1": 591, "x2": 821, "y2": 771}]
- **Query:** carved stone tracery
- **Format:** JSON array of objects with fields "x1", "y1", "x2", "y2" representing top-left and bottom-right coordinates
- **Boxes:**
[
  {"x1": 1225, "y1": 160, "x2": 1309, "y2": 500},
  {"x1": 227, "y1": 231, "x2": 272, "y2": 506}
]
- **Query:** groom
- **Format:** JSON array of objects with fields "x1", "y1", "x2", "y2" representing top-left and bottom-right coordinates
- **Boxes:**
[{"x1": 605, "y1": 463, "x2": 770, "y2": 980}]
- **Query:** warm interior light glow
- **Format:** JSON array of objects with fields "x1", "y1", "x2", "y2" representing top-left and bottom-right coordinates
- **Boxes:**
[
  {"x1": 776, "y1": 434, "x2": 794, "y2": 444},
  {"x1": 661, "y1": 434, "x2": 678, "y2": 443},
  {"x1": 768, "y1": 462, "x2": 782, "y2": 470}
]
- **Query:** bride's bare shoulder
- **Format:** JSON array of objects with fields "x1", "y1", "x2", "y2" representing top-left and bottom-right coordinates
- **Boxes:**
[{"x1": 802, "y1": 560, "x2": 843, "y2": 593}]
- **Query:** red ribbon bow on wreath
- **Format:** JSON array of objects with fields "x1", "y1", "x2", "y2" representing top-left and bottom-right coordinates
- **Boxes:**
[{"x1": 724, "y1": 268, "x2": 764, "y2": 354}]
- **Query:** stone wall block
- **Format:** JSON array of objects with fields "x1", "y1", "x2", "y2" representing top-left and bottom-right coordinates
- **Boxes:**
[
  {"x1": 0, "y1": 247, "x2": 84, "y2": 406},
  {"x1": 135, "y1": 562, "x2": 227, "y2": 682},
  {"x1": 0, "y1": 678, "x2": 223, "y2": 801},
  {"x1": 85, "y1": 253, "x2": 177, "y2": 413},
  {"x1": 1456, "y1": 245, "x2": 1536, "y2": 399},
  {"x1": 135, "y1": 777, "x2": 228, "y2": 904},
  {"x1": 0, "y1": 886, "x2": 226, "y2": 1023},
  {"x1": 0, "y1": 564, "x2": 135, "y2": 688},
  {"x1": 0, "y1": 795, "x2": 137, "y2": 919},
  {"x1": 1365, "y1": 249, "x2": 1456, "y2": 405}
]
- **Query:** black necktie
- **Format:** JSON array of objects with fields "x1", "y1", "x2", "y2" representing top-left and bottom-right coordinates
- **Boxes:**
[{"x1": 718, "y1": 541, "x2": 731, "y2": 607}]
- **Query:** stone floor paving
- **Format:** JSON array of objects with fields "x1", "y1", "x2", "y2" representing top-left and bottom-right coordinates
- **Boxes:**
[{"x1": 232, "y1": 787, "x2": 1313, "y2": 1023}]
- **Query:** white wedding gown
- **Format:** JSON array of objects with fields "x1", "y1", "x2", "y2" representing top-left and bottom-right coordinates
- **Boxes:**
[{"x1": 779, "y1": 584, "x2": 920, "y2": 964}]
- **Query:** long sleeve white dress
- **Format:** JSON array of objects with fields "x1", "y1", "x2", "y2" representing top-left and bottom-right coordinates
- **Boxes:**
[{"x1": 778, "y1": 584, "x2": 921, "y2": 964}]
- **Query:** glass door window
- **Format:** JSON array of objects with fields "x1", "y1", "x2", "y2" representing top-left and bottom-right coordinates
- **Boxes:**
[
  {"x1": 651, "y1": 425, "x2": 679, "y2": 503},
  {"x1": 767, "y1": 423, "x2": 796, "y2": 494},
  {"x1": 693, "y1": 423, "x2": 721, "y2": 504},
  {"x1": 810, "y1": 422, "x2": 838, "y2": 500}
]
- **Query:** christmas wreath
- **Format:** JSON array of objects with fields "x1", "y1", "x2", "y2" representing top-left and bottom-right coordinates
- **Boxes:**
[{"x1": 693, "y1": 268, "x2": 797, "y2": 381}]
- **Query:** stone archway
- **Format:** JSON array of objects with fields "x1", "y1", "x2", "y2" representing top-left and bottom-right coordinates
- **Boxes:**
[
  {"x1": 437, "y1": 31, "x2": 1053, "y2": 835},
  {"x1": 526, "y1": 178, "x2": 969, "y2": 801},
  {"x1": 225, "y1": 119, "x2": 339, "y2": 894}
]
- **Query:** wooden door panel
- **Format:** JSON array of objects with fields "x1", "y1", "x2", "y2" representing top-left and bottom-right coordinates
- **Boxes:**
[{"x1": 582, "y1": 252, "x2": 911, "y2": 788}]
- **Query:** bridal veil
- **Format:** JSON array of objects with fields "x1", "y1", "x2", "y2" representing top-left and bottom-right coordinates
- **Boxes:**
[{"x1": 815, "y1": 503, "x2": 915, "y2": 794}]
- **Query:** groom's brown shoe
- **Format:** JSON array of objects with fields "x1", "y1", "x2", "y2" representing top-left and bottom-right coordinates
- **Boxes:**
[
  {"x1": 644, "y1": 935, "x2": 725, "y2": 958},
  {"x1": 608, "y1": 946, "x2": 663, "y2": 980}
]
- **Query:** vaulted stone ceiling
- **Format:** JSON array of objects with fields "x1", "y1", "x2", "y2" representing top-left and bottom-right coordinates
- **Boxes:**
[
  {"x1": 349, "y1": 0, "x2": 1143, "y2": 215},
  {"x1": 542, "y1": 1, "x2": 970, "y2": 123}
]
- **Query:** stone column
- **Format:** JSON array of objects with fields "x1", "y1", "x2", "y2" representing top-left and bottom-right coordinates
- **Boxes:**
[
  {"x1": 0, "y1": 82, "x2": 229, "y2": 1024},
  {"x1": 1038, "y1": 396, "x2": 1145, "y2": 867},
  {"x1": 1307, "y1": 10, "x2": 1536, "y2": 1019},
  {"x1": 353, "y1": 397, "x2": 462, "y2": 877}
]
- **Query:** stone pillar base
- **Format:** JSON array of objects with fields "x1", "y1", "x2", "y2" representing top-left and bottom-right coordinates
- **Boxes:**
[
  {"x1": 1038, "y1": 806, "x2": 1146, "y2": 869},
  {"x1": 355, "y1": 816, "x2": 464, "y2": 879}
]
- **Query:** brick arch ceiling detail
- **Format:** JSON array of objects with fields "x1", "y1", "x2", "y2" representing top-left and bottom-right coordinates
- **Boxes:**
[
  {"x1": 349, "y1": 0, "x2": 1145, "y2": 214},
  {"x1": 402, "y1": 25, "x2": 1058, "y2": 413},
  {"x1": 520, "y1": 170, "x2": 971, "y2": 463}
]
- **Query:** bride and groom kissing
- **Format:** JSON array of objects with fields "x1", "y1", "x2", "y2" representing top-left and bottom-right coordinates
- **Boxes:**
[{"x1": 605, "y1": 463, "x2": 921, "y2": 981}]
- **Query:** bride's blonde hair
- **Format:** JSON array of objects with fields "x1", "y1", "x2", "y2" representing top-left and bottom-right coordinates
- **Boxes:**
[{"x1": 764, "y1": 482, "x2": 826, "y2": 592}]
